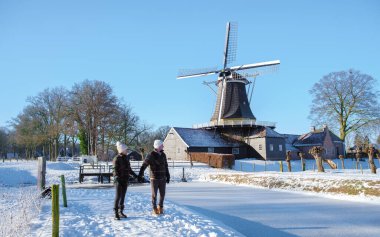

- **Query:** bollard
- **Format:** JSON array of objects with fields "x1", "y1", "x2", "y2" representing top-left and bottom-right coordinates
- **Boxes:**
[
  {"x1": 181, "y1": 167, "x2": 187, "y2": 182},
  {"x1": 52, "y1": 184, "x2": 60, "y2": 237},
  {"x1": 360, "y1": 164, "x2": 363, "y2": 174},
  {"x1": 37, "y1": 157, "x2": 46, "y2": 191},
  {"x1": 240, "y1": 162, "x2": 243, "y2": 171},
  {"x1": 252, "y1": 163, "x2": 255, "y2": 173},
  {"x1": 61, "y1": 175, "x2": 67, "y2": 207},
  {"x1": 279, "y1": 161, "x2": 283, "y2": 172},
  {"x1": 264, "y1": 161, "x2": 267, "y2": 172}
]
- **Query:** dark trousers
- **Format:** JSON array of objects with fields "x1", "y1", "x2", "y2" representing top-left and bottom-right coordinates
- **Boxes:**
[
  {"x1": 151, "y1": 179, "x2": 166, "y2": 208},
  {"x1": 114, "y1": 181, "x2": 128, "y2": 209}
]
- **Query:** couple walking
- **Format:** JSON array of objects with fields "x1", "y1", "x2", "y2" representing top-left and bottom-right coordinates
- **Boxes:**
[{"x1": 113, "y1": 140, "x2": 170, "y2": 220}]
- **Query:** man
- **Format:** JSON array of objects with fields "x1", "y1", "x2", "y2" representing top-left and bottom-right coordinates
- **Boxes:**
[
  {"x1": 113, "y1": 141, "x2": 138, "y2": 220},
  {"x1": 138, "y1": 140, "x2": 170, "y2": 215}
]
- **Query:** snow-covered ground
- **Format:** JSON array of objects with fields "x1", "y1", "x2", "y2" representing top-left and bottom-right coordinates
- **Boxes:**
[{"x1": 1, "y1": 158, "x2": 380, "y2": 236}]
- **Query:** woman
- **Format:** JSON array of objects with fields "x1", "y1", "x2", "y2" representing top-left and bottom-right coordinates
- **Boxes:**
[{"x1": 113, "y1": 141, "x2": 137, "y2": 220}]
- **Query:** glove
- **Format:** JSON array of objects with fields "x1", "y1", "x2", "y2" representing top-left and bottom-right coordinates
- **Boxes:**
[
  {"x1": 138, "y1": 175, "x2": 144, "y2": 183},
  {"x1": 166, "y1": 175, "x2": 170, "y2": 184}
]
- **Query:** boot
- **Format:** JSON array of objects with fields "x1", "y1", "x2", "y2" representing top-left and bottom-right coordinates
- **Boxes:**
[
  {"x1": 119, "y1": 206, "x2": 127, "y2": 218},
  {"x1": 152, "y1": 207, "x2": 159, "y2": 215},
  {"x1": 114, "y1": 208, "x2": 120, "y2": 220},
  {"x1": 157, "y1": 206, "x2": 164, "y2": 214}
]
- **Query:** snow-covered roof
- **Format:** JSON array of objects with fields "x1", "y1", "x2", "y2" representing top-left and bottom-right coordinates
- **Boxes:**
[{"x1": 173, "y1": 127, "x2": 240, "y2": 148}]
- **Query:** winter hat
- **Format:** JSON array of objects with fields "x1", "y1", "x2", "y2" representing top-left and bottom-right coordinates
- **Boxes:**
[
  {"x1": 116, "y1": 141, "x2": 128, "y2": 153},
  {"x1": 153, "y1": 140, "x2": 163, "y2": 149}
]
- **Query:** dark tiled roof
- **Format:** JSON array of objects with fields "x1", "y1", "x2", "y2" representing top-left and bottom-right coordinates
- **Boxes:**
[
  {"x1": 282, "y1": 134, "x2": 301, "y2": 151},
  {"x1": 250, "y1": 126, "x2": 283, "y2": 138},
  {"x1": 292, "y1": 128, "x2": 343, "y2": 146},
  {"x1": 173, "y1": 127, "x2": 240, "y2": 148},
  {"x1": 293, "y1": 131, "x2": 325, "y2": 146}
]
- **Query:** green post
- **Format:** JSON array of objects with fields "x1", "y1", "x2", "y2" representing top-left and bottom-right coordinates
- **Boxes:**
[
  {"x1": 61, "y1": 175, "x2": 67, "y2": 207},
  {"x1": 52, "y1": 184, "x2": 59, "y2": 237},
  {"x1": 279, "y1": 161, "x2": 283, "y2": 172}
]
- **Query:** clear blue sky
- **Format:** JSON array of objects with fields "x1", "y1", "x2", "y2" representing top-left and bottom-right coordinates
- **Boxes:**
[{"x1": 0, "y1": 0, "x2": 379, "y2": 135}]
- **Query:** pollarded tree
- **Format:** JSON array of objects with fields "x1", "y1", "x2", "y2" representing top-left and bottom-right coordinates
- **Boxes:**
[
  {"x1": 309, "y1": 146, "x2": 325, "y2": 172},
  {"x1": 309, "y1": 69, "x2": 380, "y2": 141}
]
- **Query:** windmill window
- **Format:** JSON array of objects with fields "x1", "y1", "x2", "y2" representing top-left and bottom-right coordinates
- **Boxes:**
[
  {"x1": 259, "y1": 144, "x2": 262, "y2": 150},
  {"x1": 279, "y1": 145, "x2": 283, "y2": 151},
  {"x1": 208, "y1": 147, "x2": 214, "y2": 153},
  {"x1": 270, "y1": 144, "x2": 274, "y2": 151},
  {"x1": 232, "y1": 148, "x2": 239, "y2": 155}
]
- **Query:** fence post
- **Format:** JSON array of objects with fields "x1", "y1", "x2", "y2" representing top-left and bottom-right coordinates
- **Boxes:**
[
  {"x1": 264, "y1": 161, "x2": 267, "y2": 172},
  {"x1": 37, "y1": 157, "x2": 46, "y2": 191},
  {"x1": 61, "y1": 175, "x2": 67, "y2": 207},
  {"x1": 181, "y1": 167, "x2": 187, "y2": 182},
  {"x1": 360, "y1": 163, "x2": 363, "y2": 174},
  {"x1": 52, "y1": 184, "x2": 60, "y2": 237},
  {"x1": 279, "y1": 161, "x2": 283, "y2": 172},
  {"x1": 240, "y1": 162, "x2": 243, "y2": 171}
]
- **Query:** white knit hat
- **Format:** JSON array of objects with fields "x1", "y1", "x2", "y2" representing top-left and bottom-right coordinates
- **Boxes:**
[
  {"x1": 116, "y1": 141, "x2": 128, "y2": 153},
  {"x1": 153, "y1": 140, "x2": 163, "y2": 149}
]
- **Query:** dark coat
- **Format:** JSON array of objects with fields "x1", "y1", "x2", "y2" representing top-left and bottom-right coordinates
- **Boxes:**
[
  {"x1": 113, "y1": 153, "x2": 137, "y2": 182},
  {"x1": 139, "y1": 150, "x2": 170, "y2": 180}
]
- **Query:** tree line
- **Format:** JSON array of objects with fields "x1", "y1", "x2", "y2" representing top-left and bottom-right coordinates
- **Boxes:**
[{"x1": 0, "y1": 80, "x2": 169, "y2": 161}]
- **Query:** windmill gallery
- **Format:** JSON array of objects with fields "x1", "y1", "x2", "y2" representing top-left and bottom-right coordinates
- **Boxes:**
[{"x1": 163, "y1": 22, "x2": 344, "y2": 163}]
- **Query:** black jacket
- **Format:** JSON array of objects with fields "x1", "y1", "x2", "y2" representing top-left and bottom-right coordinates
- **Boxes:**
[
  {"x1": 113, "y1": 153, "x2": 137, "y2": 182},
  {"x1": 139, "y1": 150, "x2": 170, "y2": 180}
]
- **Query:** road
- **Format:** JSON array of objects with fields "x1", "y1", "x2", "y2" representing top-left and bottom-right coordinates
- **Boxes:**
[{"x1": 132, "y1": 181, "x2": 380, "y2": 237}]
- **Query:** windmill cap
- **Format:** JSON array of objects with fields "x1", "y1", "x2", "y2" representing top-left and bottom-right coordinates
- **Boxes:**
[{"x1": 153, "y1": 140, "x2": 163, "y2": 149}]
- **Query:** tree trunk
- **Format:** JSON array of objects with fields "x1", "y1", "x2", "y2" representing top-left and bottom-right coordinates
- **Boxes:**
[
  {"x1": 286, "y1": 152, "x2": 291, "y2": 172},
  {"x1": 368, "y1": 148, "x2": 377, "y2": 174},
  {"x1": 315, "y1": 155, "x2": 325, "y2": 172}
]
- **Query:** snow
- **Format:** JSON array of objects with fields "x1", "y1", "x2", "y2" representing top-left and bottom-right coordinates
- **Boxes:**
[{"x1": 1, "y1": 159, "x2": 380, "y2": 236}]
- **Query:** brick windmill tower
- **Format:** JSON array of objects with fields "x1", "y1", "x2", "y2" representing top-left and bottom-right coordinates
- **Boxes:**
[{"x1": 178, "y1": 22, "x2": 280, "y2": 127}]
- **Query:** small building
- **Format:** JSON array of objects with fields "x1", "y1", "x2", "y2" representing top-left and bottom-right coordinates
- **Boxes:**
[
  {"x1": 164, "y1": 127, "x2": 249, "y2": 161},
  {"x1": 245, "y1": 126, "x2": 286, "y2": 160},
  {"x1": 290, "y1": 125, "x2": 344, "y2": 159}
]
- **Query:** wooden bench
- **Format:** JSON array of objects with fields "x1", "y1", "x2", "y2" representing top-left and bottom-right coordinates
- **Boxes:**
[{"x1": 79, "y1": 164, "x2": 140, "y2": 184}]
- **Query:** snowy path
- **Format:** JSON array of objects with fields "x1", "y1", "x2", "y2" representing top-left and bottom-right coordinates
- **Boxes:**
[
  {"x1": 30, "y1": 185, "x2": 241, "y2": 237},
  {"x1": 133, "y1": 182, "x2": 380, "y2": 237}
]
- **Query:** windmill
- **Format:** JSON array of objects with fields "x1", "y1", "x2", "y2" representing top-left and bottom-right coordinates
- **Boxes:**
[{"x1": 177, "y1": 22, "x2": 280, "y2": 126}]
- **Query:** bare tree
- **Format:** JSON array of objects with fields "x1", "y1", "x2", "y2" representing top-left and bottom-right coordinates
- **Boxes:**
[
  {"x1": 26, "y1": 87, "x2": 69, "y2": 160},
  {"x1": 309, "y1": 69, "x2": 380, "y2": 141},
  {"x1": 70, "y1": 80, "x2": 118, "y2": 156}
]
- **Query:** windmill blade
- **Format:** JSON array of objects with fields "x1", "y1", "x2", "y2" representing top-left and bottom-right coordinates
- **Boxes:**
[
  {"x1": 233, "y1": 63, "x2": 280, "y2": 80},
  {"x1": 230, "y1": 60, "x2": 280, "y2": 71},
  {"x1": 223, "y1": 22, "x2": 238, "y2": 69},
  {"x1": 177, "y1": 67, "x2": 220, "y2": 79}
]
